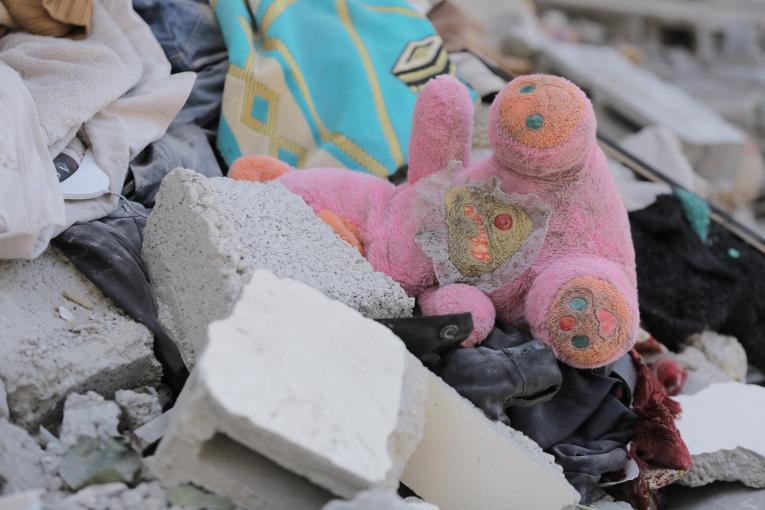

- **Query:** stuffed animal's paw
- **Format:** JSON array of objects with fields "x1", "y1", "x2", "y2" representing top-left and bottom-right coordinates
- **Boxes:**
[
  {"x1": 544, "y1": 275, "x2": 633, "y2": 369},
  {"x1": 229, "y1": 154, "x2": 291, "y2": 182}
]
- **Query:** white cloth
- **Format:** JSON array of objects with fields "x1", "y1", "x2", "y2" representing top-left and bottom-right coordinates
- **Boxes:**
[
  {"x1": 0, "y1": 65, "x2": 66, "y2": 259},
  {"x1": 0, "y1": 0, "x2": 194, "y2": 258}
]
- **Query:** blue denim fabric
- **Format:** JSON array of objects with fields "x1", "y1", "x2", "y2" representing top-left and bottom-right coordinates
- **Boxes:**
[{"x1": 128, "y1": 0, "x2": 228, "y2": 206}]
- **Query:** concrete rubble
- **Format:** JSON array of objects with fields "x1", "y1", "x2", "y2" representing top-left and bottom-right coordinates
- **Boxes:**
[
  {"x1": 675, "y1": 382, "x2": 765, "y2": 488},
  {"x1": 115, "y1": 388, "x2": 163, "y2": 432},
  {"x1": 142, "y1": 169, "x2": 414, "y2": 367},
  {"x1": 0, "y1": 420, "x2": 48, "y2": 495},
  {"x1": 149, "y1": 270, "x2": 428, "y2": 507},
  {"x1": 0, "y1": 491, "x2": 41, "y2": 510},
  {"x1": 0, "y1": 248, "x2": 162, "y2": 430},
  {"x1": 687, "y1": 331, "x2": 748, "y2": 383},
  {"x1": 59, "y1": 392, "x2": 121, "y2": 447},
  {"x1": 322, "y1": 489, "x2": 439, "y2": 510}
]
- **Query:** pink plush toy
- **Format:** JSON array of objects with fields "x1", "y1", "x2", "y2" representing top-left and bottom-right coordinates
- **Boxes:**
[{"x1": 231, "y1": 74, "x2": 639, "y2": 369}]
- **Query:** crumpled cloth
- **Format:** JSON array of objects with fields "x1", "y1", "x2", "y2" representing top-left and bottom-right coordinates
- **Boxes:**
[
  {"x1": 0, "y1": 0, "x2": 194, "y2": 258},
  {"x1": 0, "y1": 64, "x2": 66, "y2": 258}
]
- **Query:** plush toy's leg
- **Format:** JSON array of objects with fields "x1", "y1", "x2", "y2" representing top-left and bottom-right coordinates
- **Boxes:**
[
  {"x1": 524, "y1": 256, "x2": 638, "y2": 369},
  {"x1": 407, "y1": 75, "x2": 474, "y2": 185},
  {"x1": 418, "y1": 284, "x2": 496, "y2": 347},
  {"x1": 229, "y1": 154, "x2": 292, "y2": 182}
]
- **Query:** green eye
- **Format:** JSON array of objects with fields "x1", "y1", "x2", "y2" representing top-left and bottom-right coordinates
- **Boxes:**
[
  {"x1": 520, "y1": 84, "x2": 536, "y2": 93},
  {"x1": 525, "y1": 113, "x2": 544, "y2": 130},
  {"x1": 571, "y1": 335, "x2": 590, "y2": 349},
  {"x1": 569, "y1": 297, "x2": 587, "y2": 311}
]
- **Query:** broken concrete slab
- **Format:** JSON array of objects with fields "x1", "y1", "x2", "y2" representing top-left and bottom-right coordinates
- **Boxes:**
[
  {"x1": 59, "y1": 436, "x2": 142, "y2": 491},
  {"x1": 591, "y1": 495, "x2": 634, "y2": 509},
  {"x1": 59, "y1": 392, "x2": 121, "y2": 447},
  {"x1": 402, "y1": 371, "x2": 580, "y2": 510},
  {"x1": 115, "y1": 388, "x2": 162, "y2": 432},
  {"x1": 0, "y1": 491, "x2": 41, "y2": 510},
  {"x1": 142, "y1": 169, "x2": 413, "y2": 367},
  {"x1": 149, "y1": 270, "x2": 427, "y2": 507},
  {"x1": 0, "y1": 420, "x2": 47, "y2": 495},
  {"x1": 322, "y1": 489, "x2": 439, "y2": 510},
  {"x1": 687, "y1": 331, "x2": 747, "y2": 382},
  {"x1": 675, "y1": 382, "x2": 765, "y2": 487},
  {"x1": 0, "y1": 248, "x2": 162, "y2": 430}
]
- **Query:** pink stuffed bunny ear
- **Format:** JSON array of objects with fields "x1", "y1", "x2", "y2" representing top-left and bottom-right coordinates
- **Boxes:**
[{"x1": 407, "y1": 74, "x2": 474, "y2": 185}]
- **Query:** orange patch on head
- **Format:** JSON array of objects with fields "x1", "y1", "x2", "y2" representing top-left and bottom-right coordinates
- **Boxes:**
[{"x1": 498, "y1": 76, "x2": 584, "y2": 149}]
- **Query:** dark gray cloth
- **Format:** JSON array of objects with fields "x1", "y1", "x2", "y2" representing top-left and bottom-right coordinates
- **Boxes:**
[
  {"x1": 127, "y1": 0, "x2": 228, "y2": 206},
  {"x1": 436, "y1": 328, "x2": 562, "y2": 423},
  {"x1": 438, "y1": 323, "x2": 637, "y2": 504},
  {"x1": 53, "y1": 200, "x2": 188, "y2": 393}
]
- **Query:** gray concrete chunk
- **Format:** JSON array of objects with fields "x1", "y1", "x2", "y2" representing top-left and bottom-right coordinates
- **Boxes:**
[
  {"x1": 0, "y1": 248, "x2": 162, "y2": 430},
  {"x1": 0, "y1": 420, "x2": 46, "y2": 495},
  {"x1": 59, "y1": 392, "x2": 121, "y2": 447},
  {"x1": 142, "y1": 169, "x2": 413, "y2": 367}
]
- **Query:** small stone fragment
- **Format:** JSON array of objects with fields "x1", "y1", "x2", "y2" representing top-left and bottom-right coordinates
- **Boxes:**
[
  {"x1": 0, "y1": 491, "x2": 41, "y2": 510},
  {"x1": 59, "y1": 392, "x2": 120, "y2": 447},
  {"x1": 62, "y1": 290, "x2": 93, "y2": 310},
  {"x1": 129, "y1": 410, "x2": 173, "y2": 453},
  {"x1": 688, "y1": 331, "x2": 747, "y2": 382},
  {"x1": 0, "y1": 420, "x2": 46, "y2": 495},
  {"x1": 676, "y1": 382, "x2": 765, "y2": 487},
  {"x1": 57, "y1": 306, "x2": 74, "y2": 322},
  {"x1": 115, "y1": 388, "x2": 162, "y2": 432},
  {"x1": 59, "y1": 437, "x2": 142, "y2": 491},
  {"x1": 166, "y1": 484, "x2": 234, "y2": 510}
]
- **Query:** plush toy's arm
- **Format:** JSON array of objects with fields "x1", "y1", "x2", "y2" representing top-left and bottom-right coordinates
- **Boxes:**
[
  {"x1": 418, "y1": 283, "x2": 495, "y2": 347},
  {"x1": 407, "y1": 75, "x2": 474, "y2": 185}
]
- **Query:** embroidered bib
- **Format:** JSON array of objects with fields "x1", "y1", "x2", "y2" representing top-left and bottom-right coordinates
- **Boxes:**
[{"x1": 415, "y1": 162, "x2": 550, "y2": 292}]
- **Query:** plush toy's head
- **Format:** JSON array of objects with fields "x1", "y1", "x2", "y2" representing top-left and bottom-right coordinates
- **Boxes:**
[{"x1": 489, "y1": 74, "x2": 596, "y2": 178}]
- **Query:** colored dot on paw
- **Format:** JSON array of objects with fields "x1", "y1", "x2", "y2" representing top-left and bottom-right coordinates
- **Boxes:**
[
  {"x1": 569, "y1": 297, "x2": 587, "y2": 311},
  {"x1": 559, "y1": 316, "x2": 576, "y2": 331},
  {"x1": 520, "y1": 84, "x2": 536, "y2": 93},
  {"x1": 571, "y1": 335, "x2": 590, "y2": 349},
  {"x1": 597, "y1": 309, "x2": 618, "y2": 337},
  {"x1": 525, "y1": 113, "x2": 544, "y2": 130},
  {"x1": 494, "y1": 213, "x2": 513, "y2": 230},
  {"x1": 729, "y1": 248, "x2": 741, "y2": 258}
]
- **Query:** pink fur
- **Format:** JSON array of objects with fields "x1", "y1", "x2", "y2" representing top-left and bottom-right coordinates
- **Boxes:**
[{"x1": 233, "y1": 74, "x2": 639, "y2": 368}]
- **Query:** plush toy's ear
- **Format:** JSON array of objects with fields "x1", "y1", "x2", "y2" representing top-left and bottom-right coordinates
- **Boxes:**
[
  {"x1": 407, "y1": 75, "x2": 474, "y2": 185},
  {"x1": 229, "y1": 154, "x2": 292, "y2": 182}
]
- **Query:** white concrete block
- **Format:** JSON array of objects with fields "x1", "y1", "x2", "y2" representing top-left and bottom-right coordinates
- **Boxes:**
[
  {"x1": 402, "y1": 371, "x2": 580, "y2": 510},
  {"x1": 676, "y1": 382, "x2": 765, "y2": 487},
  {"x1": 59, "y1": 392, "x2": 121, "y2": 447},
  {"x1": 149, "y1": 271, "x2": 428, "y2": 508},
  {"x1": 142, "y1": 169, "x2": 413, "y2": 368},
  {"x1": 0, "y1": 248, "x2": 161, "y2": 430}
]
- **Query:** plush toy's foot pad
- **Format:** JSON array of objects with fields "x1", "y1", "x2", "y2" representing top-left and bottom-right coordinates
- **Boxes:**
[
  {"x1": 317, "y1": 210, "x2": 365, "y2": 256},
  {"x1": 546, "y1": 275, "x2": 632, "y2": 368},
  {"x1": 229, "y1": 155, "x2": 291, "y2": 182}
]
